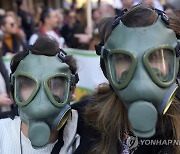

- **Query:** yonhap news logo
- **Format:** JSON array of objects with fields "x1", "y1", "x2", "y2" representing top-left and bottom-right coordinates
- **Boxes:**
[
  {"x1": 127, "y1": 136, "x2": 138, "y2": 150},
  {"x1": 126, "y1": 135, "x2": 180, "y2": 153},
  {"x1": 140, "y1": 139, "x2": 180, "y2": 146}
]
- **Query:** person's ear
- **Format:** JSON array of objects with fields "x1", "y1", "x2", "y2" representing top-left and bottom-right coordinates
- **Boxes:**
[
  {"x1": 1, "y1": 25, "x2": 5, "y2": 31},
  {"x1": 44, "y1": 17, "x2": 49, "y2": 25},
  {"x1": 70, "y1": 86, "x2": 76, "y2": 101}
]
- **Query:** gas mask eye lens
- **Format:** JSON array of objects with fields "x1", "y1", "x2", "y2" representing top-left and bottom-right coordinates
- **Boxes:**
[
  {"x1": 111, "y1": 53, "x2": 132, "y2": 83},
  {"x1": 148, "y1": 49, "x2": 174, "y2": 82},
  {"x1": 47, "y1": 77, "x2": 66, "y2": 103},
  {"x1": 16, "y1": 75, "x2": 36, "y2": 102}
]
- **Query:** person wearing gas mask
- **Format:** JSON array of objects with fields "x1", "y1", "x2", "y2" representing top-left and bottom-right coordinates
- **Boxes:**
[
  {"x1": 0, "y1": 36, "x2": 80, "y2": 154},
  {"x1": 72, "y1": 4, "x2": 180, "y2": 154}
]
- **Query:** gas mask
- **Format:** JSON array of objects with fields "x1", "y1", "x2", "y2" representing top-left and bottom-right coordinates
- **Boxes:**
[
  {"x1": 10, "y1": 49, "x2": 79, "y2": 148},
  {"x1": 96, "y1": 9, "x2": 180, "y2": 138}
]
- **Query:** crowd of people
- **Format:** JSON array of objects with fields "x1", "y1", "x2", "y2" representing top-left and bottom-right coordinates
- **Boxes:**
[
  {"x1": 0, "y1": 0, "x2": 178, "y2": 97},
  {"x1": 0, "y1": 0, "x2": 179, "y2": 153},
  {"x1": 0, "y1": 0, "x2": 178, "y2": 52}
]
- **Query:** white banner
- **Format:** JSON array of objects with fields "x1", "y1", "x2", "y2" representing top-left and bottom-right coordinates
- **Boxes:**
[{"x1": 65, "y1": 48, "x2": 108, "y2": 100}]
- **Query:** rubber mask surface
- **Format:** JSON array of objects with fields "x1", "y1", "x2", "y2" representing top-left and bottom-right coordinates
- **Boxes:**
[
  {"x1": 104, "y1": 17, "x2": 179, "y2": 138},
  {"x1": 12, "y1": 53, "x2": 72, "y2": 148}
]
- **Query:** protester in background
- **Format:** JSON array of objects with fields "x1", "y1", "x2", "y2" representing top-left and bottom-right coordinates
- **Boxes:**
[
  {"x1": 33, "y1": 5, "x2": 43, "y2": 27},
  {"x1": 0, "y1": 9, "x2": 6, "y2": 37},
  {"x1": 0, "y1": 35, "x2": 13, "y2": 112},
  {"x1": 73, "y1": 8, "x2": 91, "y2": 49},
  {"x1": 61, "y1": 10, "x2": 79, "y2": 48},
  {"x1": 92, "y1": 8, "x2": 102, "y2": 30},
  {"x1": 98, "y1": 2, "x2": 116, "y2": 18},
  {"x1": 121, "y1": 0, "x2": 135, "y2": 9},
  {"x1": 6, "y1": 10, "x2": 26, "y2": 43},
  {"x1": 55, "y1": 9, "x2": 64, "y2": 35},
  {"x1": 29, "y1": 8, "x2": 65, "y2": 48},
  {"x1": 141, "y1": 0, "x2": 164, "y2": 10},
  {"x1": 16, "y1": 0, "x2": 34, "y2": 41},
  {"x1": 0, "y1": 15, "x2": 25, "y2": 56}
]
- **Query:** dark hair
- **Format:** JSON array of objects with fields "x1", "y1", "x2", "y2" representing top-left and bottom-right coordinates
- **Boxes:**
[
  {"x1": 76, "y1": 8, "x2": 85, "y2": 14},
  {"x1": 40, "y1": 8, "x2": 54, "y2": 24},
  {"x1": 166, "y1": 10, "x2": 180, "y2": 39},
  {"x1": 0, "y1": 15, "x2": 7, "y2": 26},
  {"x1": 0, "y1": 35, "x2": 3, "y2": 42},
  {"x1": 16, "y1": 0, "x2": 23, "y2": 7},
  {"x1": 85, "y1": 4, "x2": 180, "y2": 154},
  {"x1": 10, "y1": 35, "x2": 78, "y2": 75}
]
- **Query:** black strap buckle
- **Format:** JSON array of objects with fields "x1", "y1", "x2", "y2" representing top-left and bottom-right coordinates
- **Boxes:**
[
  {"x1": 9, "y1": 73, "x2": 14, "y2": 85},
  {"x1": 112, "y1": 9, "x2": 127, "y2": 30},
  {"x1": 95, "y1": 44, "x2": 109, "y2": 59},
  {"x1": 58, "y1": 48, "x2": 67, "y2": 62},
  {"x1": 154, "y1": 8, "x2": 169, "y2": 25},
  {"x1": 70, "y1": 73, "x2": 79, "y2": 88},
  {"x1": 75, "y1": 73, "x2": 79, "y2": 84},
  {"x1": 115, "y1": 9, "x2": 128, "y2": 19}
]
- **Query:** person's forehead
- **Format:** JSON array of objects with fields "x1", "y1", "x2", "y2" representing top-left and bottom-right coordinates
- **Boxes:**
[
  {"x1": 69, "y1": 11, "x2": 76, "y2": 16},
  {"x1": 49, "y1": 11, "x2": 57, "y2": 17},
  {"x1": 5, "y1": 16, "x2": 15, "y2": 23}
]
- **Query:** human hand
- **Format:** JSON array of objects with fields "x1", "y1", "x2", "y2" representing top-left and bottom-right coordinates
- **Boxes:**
[
  {"x1": 74, "y1": 34, "x2": 91, "y2": 43},
  {"x1": 4, "y1": 52, "x2": 14, "y2": 58},
  {"x1": 0, "y1": 93, "x2": 13, "y2": 106},
  {"x1": 85, "y1": 26, "x2": 93, "y2": 35}
]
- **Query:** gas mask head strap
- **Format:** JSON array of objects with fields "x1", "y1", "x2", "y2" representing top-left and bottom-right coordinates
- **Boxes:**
[
  {"x1": 70, "y1": 73, "x2": 79, "y2": 89},
  {"x1": 153, "y1": 8, "x2": 169, "y2": 25},
  {"x1": 95, "y1": 8, "x2": 177, "y2": 59},
  {"x1": 95, "y1": 9, "x2": 127, "y2": 59},
  {"x1": 57, "y1": 48, "x2": 79, "y2": 88},
  {"x1": 57, "y1": 48, "x2": 67, "y2": 62}
]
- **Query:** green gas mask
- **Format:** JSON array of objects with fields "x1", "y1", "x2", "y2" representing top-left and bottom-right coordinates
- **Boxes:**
[
  {"x1": 96, "y1": 9, "x2": 180, "y2": 138},
  {"x1": 10, "y1": 50, "x2": 79, "y2": 148}
]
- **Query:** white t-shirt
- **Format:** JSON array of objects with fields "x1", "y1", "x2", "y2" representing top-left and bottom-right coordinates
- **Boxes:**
[
  {"x1": 0, "y1": 117, "x2": 56, "y2": 154},
  {"x1": 0, "y1": 110, "x2": 80, "y2": 154},
  {"x1": 29, "y1": 30, "x2": 65, "y2": 48}
]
